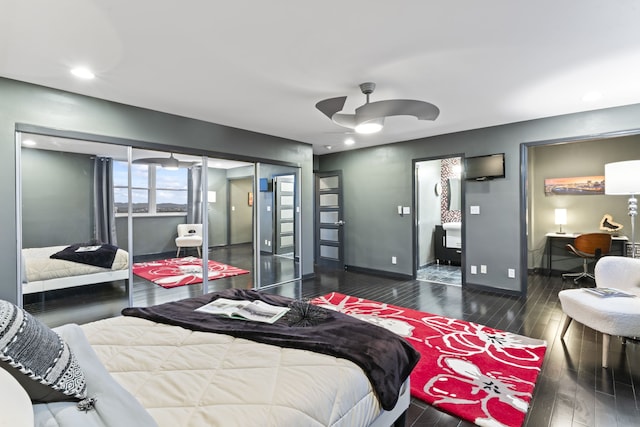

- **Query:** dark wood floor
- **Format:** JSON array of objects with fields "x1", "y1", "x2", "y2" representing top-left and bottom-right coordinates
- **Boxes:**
[{"x1": 24, "y1": 246, "x2": 640, "y2": 427}]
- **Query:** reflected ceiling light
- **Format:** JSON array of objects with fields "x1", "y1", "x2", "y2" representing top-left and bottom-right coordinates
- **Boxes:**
[
  {"x1": 344, "y1": 138, "x2": 355, "y2": 146},
  {"x1": 70, "y1": 67, "x2": 95, "y2": 79},
  {"x1": 22, "y1": 139, "x2": 37, "y2": 147},
  {"x1": 324, "y1": 145, "x2": 332, "y2": 150}
]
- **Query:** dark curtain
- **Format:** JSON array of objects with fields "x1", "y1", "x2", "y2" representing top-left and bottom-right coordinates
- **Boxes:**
[
  {"x1": 187, "y1": 165, "x2": 203, "y2": 224},
  {"x1": 93, "y1": 157, "x2": 118, "y2": 245}
]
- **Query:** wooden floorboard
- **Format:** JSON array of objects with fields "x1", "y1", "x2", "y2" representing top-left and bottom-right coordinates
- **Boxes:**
[{"x1": 22, "y1": 248, "x2": 640, "y2": 427}]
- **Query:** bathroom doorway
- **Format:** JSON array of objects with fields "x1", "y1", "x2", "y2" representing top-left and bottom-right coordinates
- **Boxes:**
[{"x1": 414, "y1": 156, "x2": 463, "y2": 286}]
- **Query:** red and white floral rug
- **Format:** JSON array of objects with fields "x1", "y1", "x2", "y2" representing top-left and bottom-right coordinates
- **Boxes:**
[
  {"x1": 133, "y1": 257, "x2": 249, "y2": 288},
  {"x1": 312, "y1": 292, "x2": 547, "y2": 427}
]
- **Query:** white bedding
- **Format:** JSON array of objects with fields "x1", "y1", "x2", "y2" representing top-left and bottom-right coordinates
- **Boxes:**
[
  {"x1": 23, "y1": 246, "x2": 129, "y2": 282},
  {"x1": 80, "y1": 316, "x2": 396, "y2": 427},
  {"x1": 22, "y1": 246, "x2": 129, "y2": 294}
]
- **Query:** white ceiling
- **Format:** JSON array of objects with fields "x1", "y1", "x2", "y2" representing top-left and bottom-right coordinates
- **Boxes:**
[{"x1": 3, "y1": 1, "x2": 640, "y2": 155}]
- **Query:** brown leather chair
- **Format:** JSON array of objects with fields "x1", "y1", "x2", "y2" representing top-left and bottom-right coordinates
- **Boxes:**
[{"x1": 562, "y1": 233, "x2": 612, "y2": 284}]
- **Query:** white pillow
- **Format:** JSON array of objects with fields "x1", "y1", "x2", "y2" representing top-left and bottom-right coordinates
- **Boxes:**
[{"x1": 0, "y1": 367, "x2": 34, "y2": 426}]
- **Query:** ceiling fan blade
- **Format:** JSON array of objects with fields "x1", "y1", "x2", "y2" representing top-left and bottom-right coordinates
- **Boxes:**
[
  {"x1": 355, "y1": 99, "x2": 440, "y2": 124},
  {"x1": 331, "y1": 113, "x2": 357, "y2": 129},
  {"x1": 315, "y1": 96, "x2": 348, "y2": 119},
  {"x1": 132, "y1": 157, "x2": 169, "y2": 165}
]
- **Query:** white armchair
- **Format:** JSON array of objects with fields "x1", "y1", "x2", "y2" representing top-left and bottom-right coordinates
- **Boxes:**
[
  {"x1": 558, "y1": 256, "x2": 640, "y2": 368},
  {"x1": 175, "y1": 224, "x2": 203, "y2": 257}
]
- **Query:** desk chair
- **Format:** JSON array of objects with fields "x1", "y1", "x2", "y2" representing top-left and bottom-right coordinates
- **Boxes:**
[{"x1": 562, "y1": 232, "x2": 612, "y2": 284}]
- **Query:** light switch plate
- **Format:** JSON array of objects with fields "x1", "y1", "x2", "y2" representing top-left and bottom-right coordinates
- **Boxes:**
[
  {"x1": 402, "y1": 206, "x2": 411, "y2": 215},
  {"x1": 470, "y1": 205, "x2": 480, "y2": 215}
]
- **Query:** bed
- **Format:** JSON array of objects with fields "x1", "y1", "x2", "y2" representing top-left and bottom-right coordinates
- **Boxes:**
[
  {"x1": 21, "y1": 244, "x2": 129, "y2": 294},
  {"x1": 1, "y1": 290, "x2": 419, "y2": 427}
]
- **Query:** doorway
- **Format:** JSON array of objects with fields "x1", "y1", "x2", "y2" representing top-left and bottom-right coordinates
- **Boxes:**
[
  {"x1": 229, "y1": 177, "x2": 253, "y2": 245},
  {"x1": 414, "y1": 156, "x2": 463, "y2": 286}
]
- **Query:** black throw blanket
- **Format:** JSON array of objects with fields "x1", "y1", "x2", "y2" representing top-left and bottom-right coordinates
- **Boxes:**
[
  {"x1": 50, "y1": 243, "x2": 118, "y2": 269},
  {"x1": 122, "y1": 289, "x2": 420, "y2": 410}
]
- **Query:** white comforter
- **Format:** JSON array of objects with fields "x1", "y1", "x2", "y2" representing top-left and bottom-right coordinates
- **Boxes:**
[
  {"x1": 81, "y1": 316, "x2": 384, "y2": 427},
  {"x1": 23, "y1": 246, "x2": 129, "y2": 282}
]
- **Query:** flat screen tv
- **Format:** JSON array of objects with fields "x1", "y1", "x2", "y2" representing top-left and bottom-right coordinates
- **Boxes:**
[{"x1": 464, "y1": 153, "x2": 505, "y2": 181}]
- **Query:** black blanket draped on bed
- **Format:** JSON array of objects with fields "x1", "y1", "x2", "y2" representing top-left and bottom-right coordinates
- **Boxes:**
[
  {"x1": 122, "y1": 289, "x2": 420, "y2": 410},
  {"x1": 50, "y1": 243, "x2": 118, "y2": 268}
]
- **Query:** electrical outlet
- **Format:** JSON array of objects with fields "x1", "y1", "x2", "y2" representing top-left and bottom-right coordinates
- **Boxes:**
[
  {"x1": 480, "y1": 265, "x2": 487, "y2": 274},
  {"x1": 508, "y1": 268, "x2": 516, "y2": 278},
  {"x1": 392, "y1": 256, "x2": 397, "y2": 264},
  {"x1": 471, "y1": 265, "x2": 477, "y2": 274}
]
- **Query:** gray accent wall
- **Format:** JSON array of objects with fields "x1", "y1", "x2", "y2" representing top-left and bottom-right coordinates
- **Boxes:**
[
  {"x1": 21, "y1": 148, "x2": 93, "y2": 248},
  {"x1": 318, "y1": 107, "x2": 640, "y2": 294},
  {"x1": 1, "y1": 77, "x2": 313, "y2": 304}
]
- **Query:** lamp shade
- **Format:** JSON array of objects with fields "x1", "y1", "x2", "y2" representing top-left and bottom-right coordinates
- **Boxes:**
[
  {"x1": 555, "y1": 208, "x2": 567, "y2": 225},
  {"x1": 605, "y1": 160, "x2": 640, "y2": 195}
]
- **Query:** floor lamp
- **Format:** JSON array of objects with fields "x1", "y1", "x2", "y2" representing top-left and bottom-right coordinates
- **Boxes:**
[{"x1": 605, "y1": 160, "x2": 640, "y2": 258}]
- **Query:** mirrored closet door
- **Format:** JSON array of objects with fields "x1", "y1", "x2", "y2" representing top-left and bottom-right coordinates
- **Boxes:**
[{"x1": 19, "y1": 133, "x2": 132, "y2": 326}]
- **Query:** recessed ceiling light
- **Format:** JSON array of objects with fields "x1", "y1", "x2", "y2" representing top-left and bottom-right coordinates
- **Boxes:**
[
  {"x1": 324, "y1": 145, "x2": 332, "y2": 150},
  {"x1": 22, "y1": 139, "x2": 36, "y2": 147},
  {"x1": 344, "y1": 138, "x2": 355, "y2": 146},
  {"x1": 70, "y1": 67, "x2": 95, "y2": 80}
]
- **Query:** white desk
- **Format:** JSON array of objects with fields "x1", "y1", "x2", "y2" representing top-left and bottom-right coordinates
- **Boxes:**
[{"x1": 545, "y1": 233, "x2": 628, "y2": 276}]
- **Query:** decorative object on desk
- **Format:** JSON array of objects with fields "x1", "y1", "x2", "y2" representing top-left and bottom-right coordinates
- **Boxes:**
[
  {"x1": 544, "y1": 176, "x2": 605, "y2": 195},
  {"x1": 554, "y1": 208, "x2": 567, "y2": 234},
  {"x1": 605, "y1": 160, "x2": 640, "y2": 258},
  {"x1": 312, "y1": 292, "x2": 547, "y2": 427},
  {"x1": 599, "y1": 213, "x2": 623, "y2": 233}
]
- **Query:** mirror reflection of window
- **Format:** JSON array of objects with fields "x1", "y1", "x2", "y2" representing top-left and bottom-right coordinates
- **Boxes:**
[{"x1": 113, "y1": 161, "x2": 188, "y2": 214}]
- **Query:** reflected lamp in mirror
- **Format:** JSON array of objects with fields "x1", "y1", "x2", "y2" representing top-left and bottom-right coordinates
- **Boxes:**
[
  {"x1": 605, "y1": 160, "x2": 640, "y2": 258},
  {"x1": 554, "y1": 208, "x2": 567, "y2": 234}
]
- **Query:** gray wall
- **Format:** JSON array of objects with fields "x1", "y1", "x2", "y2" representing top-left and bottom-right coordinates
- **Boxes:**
[
  {"x1": 318, "y1": 107, "x2": 640, "y2": 294},
  {"x1": 21, "y1": 148, "x2": 93, "y2": 248},
  {"x1": 528, "y1": 135, "x2": 640, "y2": 270},
  {"x1": 1, "y1": 77, "x2": 314, "y2": 304}
]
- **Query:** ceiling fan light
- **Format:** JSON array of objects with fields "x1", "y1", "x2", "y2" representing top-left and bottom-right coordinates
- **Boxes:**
[{"x1": 355, "y1": 118, "x2": 384, "y2": 134}]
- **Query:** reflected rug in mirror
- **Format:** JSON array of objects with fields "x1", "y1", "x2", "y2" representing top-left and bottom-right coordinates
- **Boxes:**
[
  {"x1": 133, "y1": 257, "x2": 250, "y2": 288},
  {"x1": 312, "y1": 292, "x2": 547, "y2": 427}
]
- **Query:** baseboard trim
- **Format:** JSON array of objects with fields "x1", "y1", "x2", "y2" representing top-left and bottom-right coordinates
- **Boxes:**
[
  {"x1": 464, "y1": 281, "x2": 525, "y2": 297},
  {"x1": 344, "y1": 265, "x2": 413, "y2": 281}
]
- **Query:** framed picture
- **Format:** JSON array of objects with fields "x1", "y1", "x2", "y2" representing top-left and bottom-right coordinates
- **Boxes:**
[{"x1": 544, "y1": 175, "x2": 604, "y2": 195}]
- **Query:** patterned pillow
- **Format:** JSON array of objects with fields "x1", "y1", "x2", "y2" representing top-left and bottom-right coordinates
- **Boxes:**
[{"x1": 0, "y1": 300, "x2": 87, "y2": 402}]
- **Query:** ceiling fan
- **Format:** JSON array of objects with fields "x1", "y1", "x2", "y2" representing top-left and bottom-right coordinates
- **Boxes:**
[
  {"x1": 315, "y1": 82, "x2": 440, "y2": 134},
  {"x1": 132, "y1": 153, "x2": 197, "y2": 169}
]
